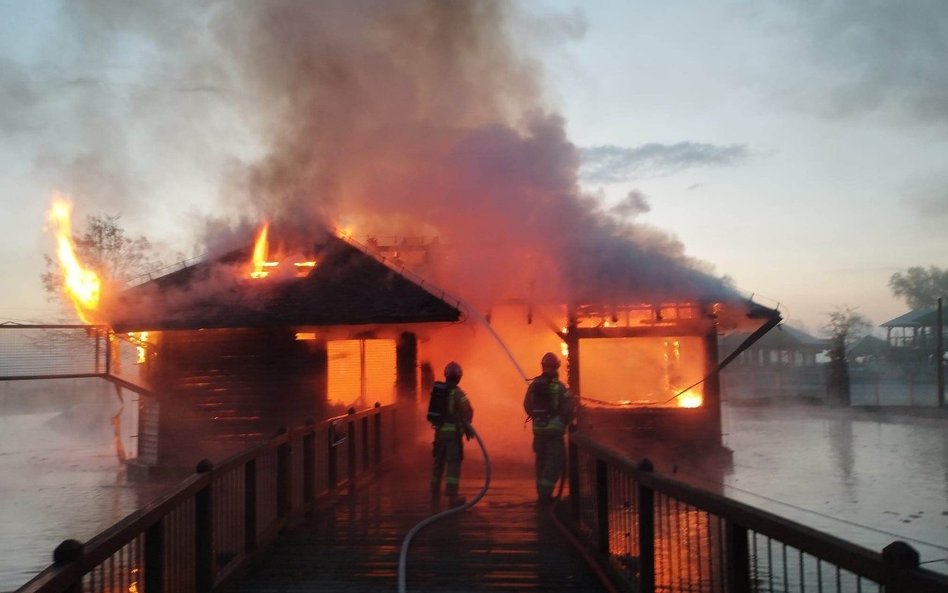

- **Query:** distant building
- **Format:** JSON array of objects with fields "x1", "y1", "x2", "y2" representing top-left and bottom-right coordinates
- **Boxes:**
[
  {"x1": 880, "y1": 308, "x2": 945, "y2": 363},
  {"x1": 719, "y1": 324, "x2": 827, "y2": 400},
  {"x1": 849, "y1": 308, "x2": 945, "y2": 407}
]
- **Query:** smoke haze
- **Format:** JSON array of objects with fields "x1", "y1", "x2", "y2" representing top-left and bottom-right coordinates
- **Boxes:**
[{"x1": 15, "y1": 0, "x2": 739, "y2": 311}]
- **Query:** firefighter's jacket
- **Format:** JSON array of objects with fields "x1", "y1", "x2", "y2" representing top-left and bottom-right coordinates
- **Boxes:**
[
  {"x1": 434, "y1": 385, "x2": 474, "y2": 439},
  {"x1": 523, "y1": 373, "x2": 575, "y2": 437}
]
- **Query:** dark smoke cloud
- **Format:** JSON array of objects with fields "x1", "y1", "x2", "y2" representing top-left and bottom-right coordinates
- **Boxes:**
[
  {"x1": 0, "y1": 58, "x2": 43, "y2": 136},
  {"x1": 579, "y1": 142, "x2": 751, "y2": 184},
  {"x1": 907, "y1": 172, "x2": 948, "y2": 222},
  {"x1": 27, "y1": 0, "x2": 740, "y2": 310},
  {"x1": 765, "y1": 0, "x2": 948, "y2": 126},
  {"x1": 9, "y1": 0, "x2": 234, "y2": 220},
  {"x1": 609, "y1": 189, "x2": 651, "y2": 219}
]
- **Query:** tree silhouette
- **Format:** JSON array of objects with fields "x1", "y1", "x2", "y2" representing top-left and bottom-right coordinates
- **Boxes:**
[
  {"x1": 888, "y1": 266, "x2": 948, "y2": 310},
  {"x1": 41, "y1": 214, "x2": 162, "y2": 315},
  {"x1": 823, "y1": 306, "x2": 872, "y2": 405}
]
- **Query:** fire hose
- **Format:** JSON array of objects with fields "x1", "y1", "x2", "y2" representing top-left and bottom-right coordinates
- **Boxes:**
[{"x1": 397, "y1": 420, "x2": 491, "y2": 593}]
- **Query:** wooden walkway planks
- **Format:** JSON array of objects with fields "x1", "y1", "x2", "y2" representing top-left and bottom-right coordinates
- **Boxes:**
[{"x1": 221, "y1": 447, "x2": 609, "y2": 593}]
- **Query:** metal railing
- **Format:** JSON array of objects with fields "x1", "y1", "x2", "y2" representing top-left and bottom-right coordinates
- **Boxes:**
[
  {"x1": 568, "y1": 431, "x2": 948, "y2": 593},
  {"x1": 0, "y1": 324, "x2": 153, "y2": 394},
  {"x1": 16, "y1": 403, "x2": 403, "y2": 593},
  {"x1": 0, "y1": 324, "x2": 110, "y2": 380}
]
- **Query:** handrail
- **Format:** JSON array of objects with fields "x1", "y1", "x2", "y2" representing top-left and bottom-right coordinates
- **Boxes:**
[
  {"x1": 16, "y1": 402, "x2": 403, "y2": 593},
  {"x1": 568, "y1": 431, "x2": 948, "y2": 593},
  {"x1": 0, "y1": 325, "x2": 154, "y2": 395}
]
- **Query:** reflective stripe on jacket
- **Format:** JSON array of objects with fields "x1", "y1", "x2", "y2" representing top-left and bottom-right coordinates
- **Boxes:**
[{"x1": 435, "y1": 386, "x2": 473, "y2": 436}]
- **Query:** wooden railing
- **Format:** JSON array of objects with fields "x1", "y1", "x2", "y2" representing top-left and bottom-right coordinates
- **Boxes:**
[
  {"x1": 17, "y1": 403, "x2": 403, "y2": 593},
  {"x1": 568, "y1": 431, "x2": 948, "y2": 593}
]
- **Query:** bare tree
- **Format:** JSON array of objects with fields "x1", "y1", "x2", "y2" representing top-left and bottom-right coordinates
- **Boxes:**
[
  {"x1": 888, "y1": 266, "x2": 948, "y2": 310},
  {"x1": 41, "y1": 214, "x2": 162, "y2": 310},
  {"x1": 823, "y1": 306, "x2": 873, "y2": 405}
]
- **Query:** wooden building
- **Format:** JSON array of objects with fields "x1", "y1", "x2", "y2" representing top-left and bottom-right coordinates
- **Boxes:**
[
  {"x1": 108, "y1": 233, "x2": 460, "y2": 469},
  {"x1": 718, "y1": 324, "x2": 827, "y2": 401},
  {"x1": 562, "y1": 297, "x2": 781, "y2": 463},
  {"x1": 880, "y1": 308, "x2": 944, "y2": 363}
]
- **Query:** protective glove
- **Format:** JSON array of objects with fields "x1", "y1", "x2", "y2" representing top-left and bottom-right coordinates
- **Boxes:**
[{"x1": 463, "y1": 426, "x2": 475, "y2": 441}]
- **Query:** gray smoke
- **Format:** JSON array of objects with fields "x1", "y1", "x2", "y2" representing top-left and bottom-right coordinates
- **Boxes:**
[
  {"x1": 20, "y1": 0, "x2": 740, "y2": 309},
  {"x1": 580, "y1": 142, "x2": 751, "y2": 184}
]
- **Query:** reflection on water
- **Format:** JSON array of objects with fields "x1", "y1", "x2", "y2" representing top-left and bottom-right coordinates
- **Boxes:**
[
  {"x1": 599, "y1": 402, "x2": 948, "y2": 591},
  {"x1": 0, "y1": 405, "x2": 170, "y2": 592},
  {"x1": 2, "y1": 398, "x2": 947, "y2": 591},
  {"x1": 719, "y1": 403, "x2": 948, "y2": 576}
]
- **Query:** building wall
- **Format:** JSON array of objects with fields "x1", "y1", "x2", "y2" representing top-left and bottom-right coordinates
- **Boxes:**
[
  {"x1": 138, "y1": 327, "x2": 421, "y2": 468},
  {"x1": 143, "y1": 328, "x2": 324, "y2": 466}
]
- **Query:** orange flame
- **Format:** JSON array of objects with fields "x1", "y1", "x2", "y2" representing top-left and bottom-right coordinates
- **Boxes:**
[
  {"x1": 249, "y1": 222, "x2": 278, "y2": 278},
  {"x1": 677, "y1": 389, "x2": 703, "y2": 408},
  {"x1": 46, "y1": 195, "x2": 101, "y2": 324},
  {"x1": 128, "y1": 331, "x2": 149, "y2": 364},
  {"x1": 248, "y1": 222, "x2": 317, "y2": 279}
]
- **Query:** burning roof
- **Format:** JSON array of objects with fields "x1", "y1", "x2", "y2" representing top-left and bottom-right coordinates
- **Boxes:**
[{"x1": 108, "y1": 233, "x2": 461, "y2": 332}]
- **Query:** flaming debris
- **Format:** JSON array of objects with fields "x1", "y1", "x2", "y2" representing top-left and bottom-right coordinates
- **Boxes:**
[
  {"x1": 127, "y1": 331, "x2": 149, "y2": 364},
  {"x1": 249, "y1": 222, "x2": 277, "y2": 278},
  {"x1": 46, "y1": 194, "x2": 102, "y2": 324},
  {"x1": 677, "y1": 389, "x2": 703, "y2": 409},
  {"x1": 248, "y1": 221, "x2": 318, "y2": 279}
]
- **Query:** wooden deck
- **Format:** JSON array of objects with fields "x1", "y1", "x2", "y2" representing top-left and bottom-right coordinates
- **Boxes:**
[{"x1": 220, "y1": 443, "x2": 610, "y2": 592}]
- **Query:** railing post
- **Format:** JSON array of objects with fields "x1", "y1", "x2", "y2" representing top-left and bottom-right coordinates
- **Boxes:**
[
  {"x1": 882, "y1": 540, "x2": 920, "y2": 593},
  {"x1": 303, "y1": 419, "x2": 316, "y2": 506},
  {"x1": 276, "y1": 427, "x2": 290, "y2": 519},
  {"x1": 595, "y1": 458, "x2": 610, "y2": 556},
  {"x1": 637, "y1": 459, "x2": 655, "y2": 593},
  {"x1": 392, "y1": 406, "x2": 399, "y2": 455},
  {"x1": 194, "y1": 459, "x2": 214, "y2": 593},
  {"x1": 329, "y1": 421, "x2": 340, "y2": 491},
  {"x1": 144, "y1": 521, "x2": 164, "y2": 593},
  {"x1": 937, "y1": 296, "x2": 944, "y2": 408},
  {"x1": 52, "y1": 539, "x2": 83, "y2": 593},
  {"x1": 361, "y1": 415, "x2": 370, "y2": 471},
  {"x1": 97, "y1": 329, "x2": 104, "y2": 374},
  {"x1": 347, "y1": 408, "x2": 357, "y2": 492},
  {"x1": 245, "y1": 458, "x2": 257, "y2": 553},
  {"x1": 725, "y1": 520, "x2": 751, "y2": 593},
  {"x1": 373, "y1": 403, "x2": 382, "y2": 467},
  {"x1": 105, "y1": 329, "x2": 113, "y2": 376},
  {"x1": 568, "y1": 438, "x2": 580, "y2": 523}
]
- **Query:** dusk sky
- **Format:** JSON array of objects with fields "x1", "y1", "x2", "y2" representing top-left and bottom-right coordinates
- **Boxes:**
[{"x1": 2, "y1": 1, "x2": 946, "y2": 335}]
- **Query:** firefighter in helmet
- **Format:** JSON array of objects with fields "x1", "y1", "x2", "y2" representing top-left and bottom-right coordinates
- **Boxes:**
[
  {"x1": 523, "y1": 352, "x2": 576, "y2": 505},
  {"x1": 428, "y1": 361, "x2": 474, "y2": 507}
]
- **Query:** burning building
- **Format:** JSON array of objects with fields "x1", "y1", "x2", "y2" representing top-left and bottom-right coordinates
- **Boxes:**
[
  {"x1": 363, "y1": 234, "x2": 782, "y2": 463},
  {"x1": 48, "y1": 206, "x2": 781, "y2": 472},
  {"x1": 39, "y1": 2, "x2": 785, "y2": 471},
  {"x1": 107, "y1": 228, "x2": 462, "y2": 469},
  {"x1": 563, "y1": 299, "x2": 780, "y2": 463},
  {"x1": 54, "y1": 207, "x2": 779, "y2": 473}
]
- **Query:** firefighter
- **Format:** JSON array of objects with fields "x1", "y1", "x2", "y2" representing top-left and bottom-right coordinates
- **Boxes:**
[
  {"x1": 523, "y1": 352, "x2": 576, "y2": 505},
  {"x1": 428, "y1": 361, "x2": 474, "y2": 507}
]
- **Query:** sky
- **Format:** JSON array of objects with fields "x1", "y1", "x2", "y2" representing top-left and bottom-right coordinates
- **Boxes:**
[{"x1": 1, "y1": 0, "x2": 946, "y2": 335}]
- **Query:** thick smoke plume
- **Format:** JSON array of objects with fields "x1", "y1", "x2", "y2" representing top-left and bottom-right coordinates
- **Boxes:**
[
  {"x1": 22, "y1": 0, "x2": 756, "y2": 465},
  {"x1": 207, "y1": 0, "x2": 735, "y2": 308},
  {"x1": 16, "y1": 0, "x2": 739, "y2": 309}
]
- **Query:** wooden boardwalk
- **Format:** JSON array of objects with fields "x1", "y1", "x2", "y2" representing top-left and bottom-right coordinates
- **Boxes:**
[{"x1": 220, "y1": 444, "x2": 609, "y2": 593}]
